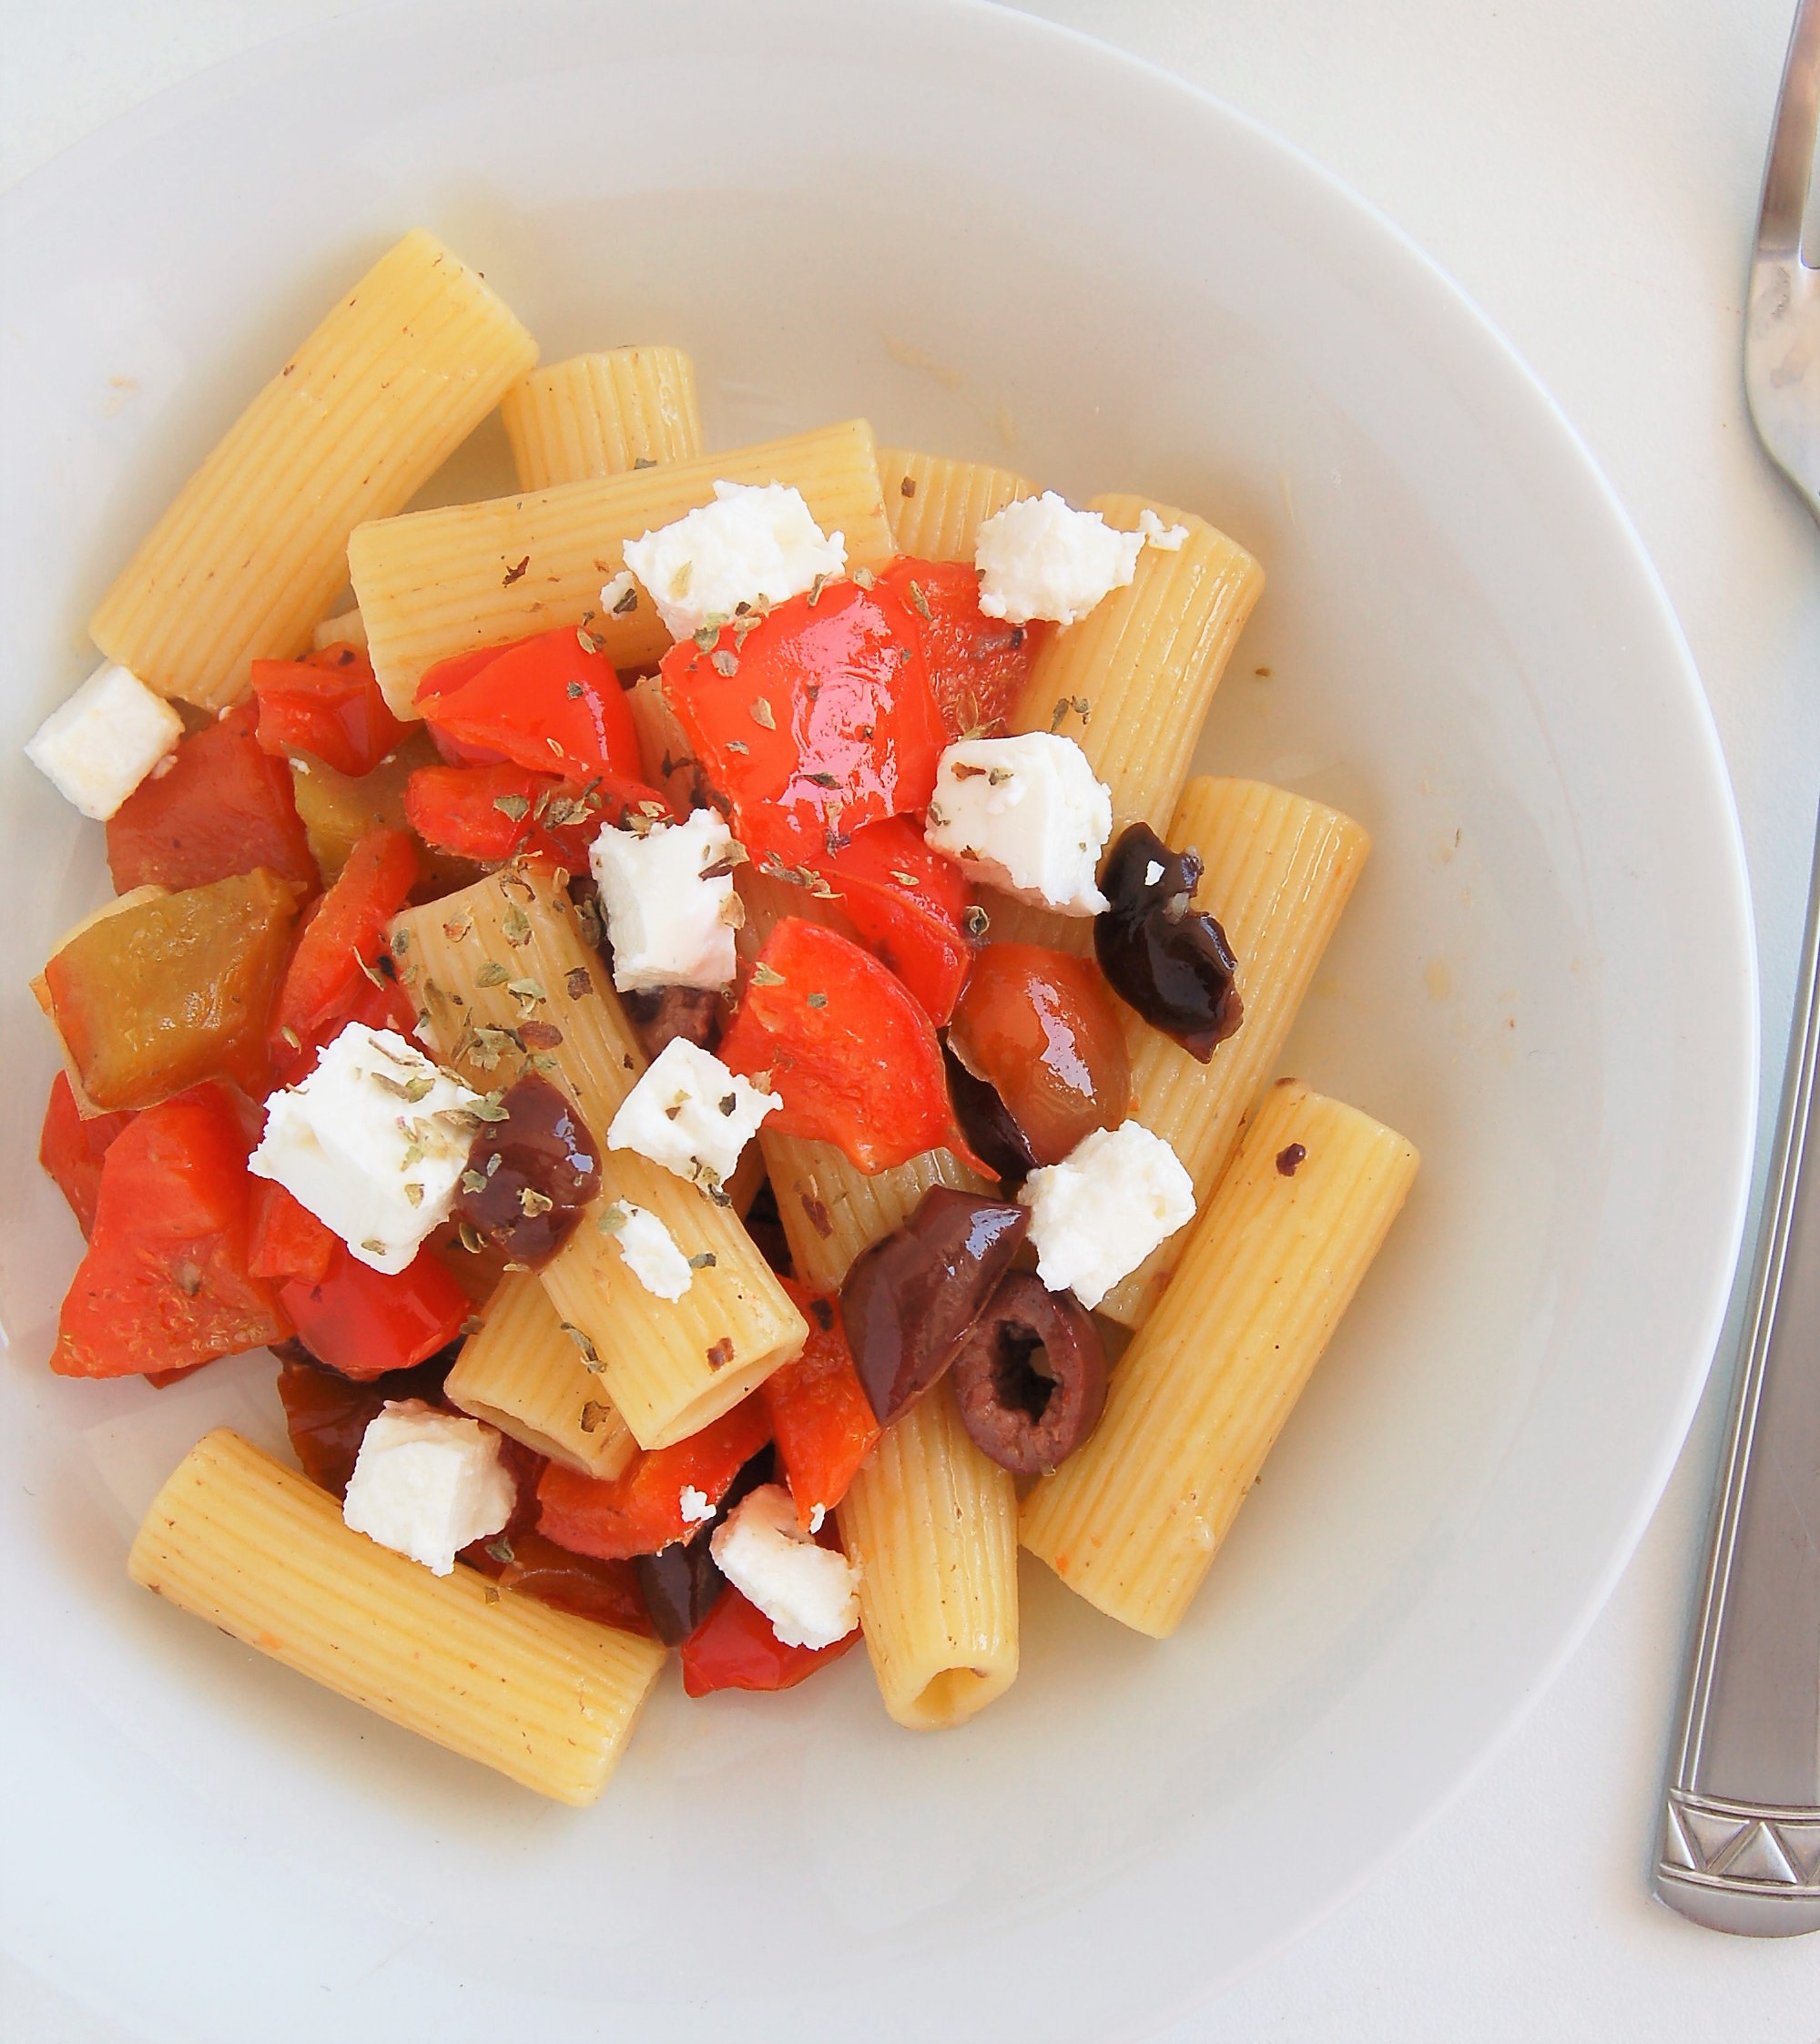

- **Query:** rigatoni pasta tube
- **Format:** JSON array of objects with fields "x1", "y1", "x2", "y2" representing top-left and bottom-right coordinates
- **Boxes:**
[
  {"x1": 1098, "y1": 778, "x2": 1370, "y2": 1328},
  {"x1": 128, "y1": 1429, "x2": 665, "y2": 1805},
  {"x1": 1021, "y1": 1083, "x2": 1418, "y2": 1639},
  {"x1": 389, "y1": 865, "x2": 805, "y2": 1450},
  {"x1": 877, "y1": 448, "x2": 1036, "y2": 561},
  {"x1": 1009, "y1": 495, "x2": 1264, "y2": 835},
  {"x1": 90, "y1": 230, "x2": 537, "y2": 711},
  {"x1": 761, "y1": 1134, "x2": 989, "y2": 1293},
  {"x1": 503, "y1": 348, "x2": 704, "y2": 488},
  {"x1": 351, "y1": 420, "x2": 895, "y2": 717},
  {"x1": 838, "y1": 1381, "x2": 1019, "y2": 1728},
  {"x1": 444, "y1": 1272, "x2": 635, "y2": 1480}
]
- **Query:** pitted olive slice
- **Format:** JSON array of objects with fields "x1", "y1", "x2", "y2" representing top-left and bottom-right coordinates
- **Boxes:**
[{"x1": 951, "y1": 1271, "x2": 1108, "y2": 1475}]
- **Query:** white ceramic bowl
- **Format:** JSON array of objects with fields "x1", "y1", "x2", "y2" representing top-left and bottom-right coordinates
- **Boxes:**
[{"x1": 0, "y1": 4, "x2": 1755, "y2": 2039}]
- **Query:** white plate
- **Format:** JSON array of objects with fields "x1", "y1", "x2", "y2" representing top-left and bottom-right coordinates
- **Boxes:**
[{"x1": 0, "y1": 3, "x2": 1756, "y2": 2039}]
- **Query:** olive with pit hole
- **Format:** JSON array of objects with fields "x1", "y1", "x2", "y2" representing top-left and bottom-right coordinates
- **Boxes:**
[{"x1": 950, "y1": 1270, "x2": 1108, "y2": 1474}]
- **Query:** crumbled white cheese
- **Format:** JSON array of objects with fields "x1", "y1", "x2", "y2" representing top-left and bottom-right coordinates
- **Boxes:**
[
  {"x1": 1019, "y1": 1120, "x2": 1196, "y2": 1310},
  {"x1": 807, "y1": 1503, "x2": 827, "y2": 1535},
  {"x1": 249, "y1": 1023, "x2": 484, "y2": 1274},
  {"x1": 605, "y1": 1036, "x2": 780, "y2": 1195},
  {"x1": 678, "y1": 1484, "x2": 715, "y2": 1526},
  {"x1": 598, "y1": 569, "x2": 637, "y2": 617},
  {"x1": 341, "y1": 1399, "x2": 514, "y2": 1576},
  {"x1": 710, "y1": 1482, "x2": 859, "y2": 1649},
  {"x1": 620, "y1": 481, "x2": 847, "y2": 641},
  {"x1": 924, "y1": 732, "x2": 1113, "y2": 915},
  {"x1": 589, "y1": 808, "x2": 738, "y2": 992},
  {"x1": 1136, "y1": 507, "x2": 1189, "y2": 551},
  {"x1": 606, "y1": 1201, "x2": 695, "y2": 1301},
  {"x1": 25, "y1": 660, "x2": 184, "y2": 820},
  {"x1": 973, "y1": 492, "x2": 1193, "y2": 626}
]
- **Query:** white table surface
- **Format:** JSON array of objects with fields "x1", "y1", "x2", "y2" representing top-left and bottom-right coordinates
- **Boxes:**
[{"x1": 3, "y1": 2, "x2": 1817, "y2": 2039}]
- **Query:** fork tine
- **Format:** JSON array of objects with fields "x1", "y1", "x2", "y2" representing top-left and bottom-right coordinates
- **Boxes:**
[{"x1": 1758, "y1": 0, "x2": 1820, "y2": 256}]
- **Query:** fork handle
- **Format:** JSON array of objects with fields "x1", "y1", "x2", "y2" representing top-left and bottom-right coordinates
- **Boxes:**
[{"x1": 1654, "y1": 798, "x2": 1820, "y2": 1934}]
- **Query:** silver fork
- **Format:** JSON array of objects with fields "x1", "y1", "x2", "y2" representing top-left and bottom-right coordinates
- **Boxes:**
[{"x1": 1652, "y1": 0, "x2": 1820, "y2": 1938}]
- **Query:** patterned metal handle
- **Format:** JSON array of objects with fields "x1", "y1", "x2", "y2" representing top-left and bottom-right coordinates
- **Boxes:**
[{"x1": 1653, "y1": 803, "x2": 1820, "y2": 1936}]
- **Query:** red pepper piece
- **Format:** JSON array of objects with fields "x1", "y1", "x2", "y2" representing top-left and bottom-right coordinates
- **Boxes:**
[
  {"x1": 278, "y1": 1244, "x2": 470, "y2": 1381},
  {"x1": 38, "y1": 1071, "x2": 134, "y2": 1236},
  {"x1": 418, "y1": 627, "x2": 647, "y2": 789},
  {"x1": 106, "y1": 702, "x2": 318, "y2": 895},
  {"x1": 680, "y1": 1584, "x2": 859, "y2": 1697},
  {"x1": 718, "y1": 917, "x2": 971, "y2": 1173},
  {"x1": 51, "y1": 1083, "x2": 291, "y2": 1378},
  {"x1": 820, "y1": 815, "x2": 972, "y2": 1028},
  {"x1": 660, "y1": 580, "x2": 946, "y2": 868},
  {"x1": 248, "y1": 1180, "x2": 340, "y2": 1285},
  {"x1": 269, "y1": 824, "x2": 420, "y2": 1079},
  {"x1": 760, "y1": 1280, "x2": 881, "y2": 1527},
  {"x1": 403, "y1": 762, "x2": 640, "y2": 867},
  {"x1": 879, "y1": 556, "x2": 1047, "y2": 740},
  {"x1": 534, "y1": 1397, "x2": 773, "y2": 1561},
  {"x1": 252, "y1": 646, "x2": 408, "y2": 778}
]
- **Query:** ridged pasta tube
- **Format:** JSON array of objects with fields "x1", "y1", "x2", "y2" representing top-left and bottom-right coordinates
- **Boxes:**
[
  {"x1": 838, "y1": 1381, "x2": 1020, "y2": 1728},
  {"x1": 128, "y1": 1429, "x2": 666, "y2": 1805},
  {"x1": 1008, "y1": 494, "x2": 1264, "y2": 835},
  {"x1": 389, "y1": 865, "x2": 806, "y2": 1449},
  {"x1": 90, "y1": 230, "x2": 537, "y2": 710},
  {"x1": 502, "y1": 347, "x2": 705, "y2": 489},
  {"x1": 1098, "y1": 778, "x2": 1370, "y2": 1327},
  {"x1": 1020, "y1": 1082, "x2": 1418, "y2": 1639},
  {"x1": 443, "y1": 1272, "x2": 635, "y2": 1479},
  {"x1": 350, "y1": 419, "x2": 895, "y2": 717},
  {"x1": 877, "y1": 448, "x2": 1036, "y2": 561}
]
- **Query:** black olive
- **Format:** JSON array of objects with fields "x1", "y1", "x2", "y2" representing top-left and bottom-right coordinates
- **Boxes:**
[
  {"x1": 942, "y1": 1042, "x2": 1039, "y2": 1189},
  {"x1": 635, "y1": 1445, "x2": 775, "y2": 1644},
  {"x1": 1093, "y1": 823, "x2": 1243, "y2": 1062},
  {"x1": 451, "y1": 1073, "x2": 602, "y2": 1266},
  {"x1": 839, "y1": 1188, "x2": 1030, "y2": 1425},
  {"x1": 950, "y1": 1271, "x2": 1108, "y2": 1474},
  {"x1": 621, "y1": 983, "x2": 723, "y2": 1062}
]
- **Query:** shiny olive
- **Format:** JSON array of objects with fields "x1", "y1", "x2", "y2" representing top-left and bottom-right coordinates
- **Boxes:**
[
  {"x1": 1093, "y1": 824, "x2": 1243, "y2": 1062},
  {"x1": 839, "y1": 1187, "x2": 1030, "y2": 1424},
  {"x1": 942, "y1": 1042, "x2": 1039, "y2": 1189},
  {"x1": 950, "y1": 1271, "x2": 1108, "y2": 1474},
  {"x1": 621, "y1": 983, "x2": 723, "y2": 1062},
  {"x1": 451, "y1": 1073, "x2": 601, "y2": 1267},
  {"x1": 946, "y1": 942, "x2": 1130, "y2": 1166},
  {"x1": 635, "y1": 1445, "x2": 775, "y2": 1644}
]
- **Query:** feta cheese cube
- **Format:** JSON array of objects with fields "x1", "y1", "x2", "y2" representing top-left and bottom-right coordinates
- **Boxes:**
[
  {"x1": 621, "y1": 481, "x2": 847, "y2": 642},
  {"x1": 605, "y1": 1036, "x2": 780, "y2": 1196},
  {"x1": 341, "y1": 1399, "x2": 514, "y2": 1575},
  {"x1": 603, "y1": 1200, "x2": 695, "y2": 1301},
  {"x1": 1019, "y1": 1120, "x2": 1196, "y2": 1310},
  {"x1": 25, "y1": 660, "x2": 184, "y2": 820},
  {"x1": 589, "y1": 808, "x2": 739, "y2": 992},
  {"x1": 972, "y1": 492, "x2": 1143, "y2": 627},
  {"x1": 710, "y1": 1482, "x2": 860, "y2": 1649},
  {"x1": 924, "y1": 732, "x2": 1113, "y2": 916},
  {"x1": 249, "y1": 1022, "x2": 485, "y2": 1274}
]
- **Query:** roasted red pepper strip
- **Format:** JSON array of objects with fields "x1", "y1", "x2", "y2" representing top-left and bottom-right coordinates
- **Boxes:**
[
  {"x1": 418, "y1": 626, "x2": 648, "y2": 790},
  {"x1": 248, "y1": 1180, "x2": 341, "y2": 1285},
  {"x1": 403, "y1": 762, "x2": 635, "y2": 867},
  {"x1": 680, "y1": 1584, "x2": 859, "y2": 1697},
  {"x1": 269, "y1": 824, "x2": 419, "y2": 1079},
  {"x1": 107, "y1": 701, "x2": 318, "y2": 895},
  {"x1": 252, "y1": 646, "x2": 408, "y2": 779},
  {"x1": 278, "y1": 1244, "x2": 470, "y2": 1381},
  {"x1": 38, "y1": 1072, "x2": 134, "y2": 1237},
  {"x1": 51, "y1": 1083, "x2": 290, "y2": 1378},
  {"x1": 820, "y1": 814, "x2": 973, "y2": 1028},
  {"x1": 660, "y1": 580, "x2": 946, "y2": 868},
  {"x1": 718, "y1": 917, "x2": 971, "y2": 1173},
  {"x1": 534, "y1": 1398, "x2": 773, "y2": 1561},
  {"x1": 761, "y1": 1280, "x2": 881, "y2": 1528},
  {"x1": 879, "y1": 556, "x2": 1047, "y2": 740}
]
